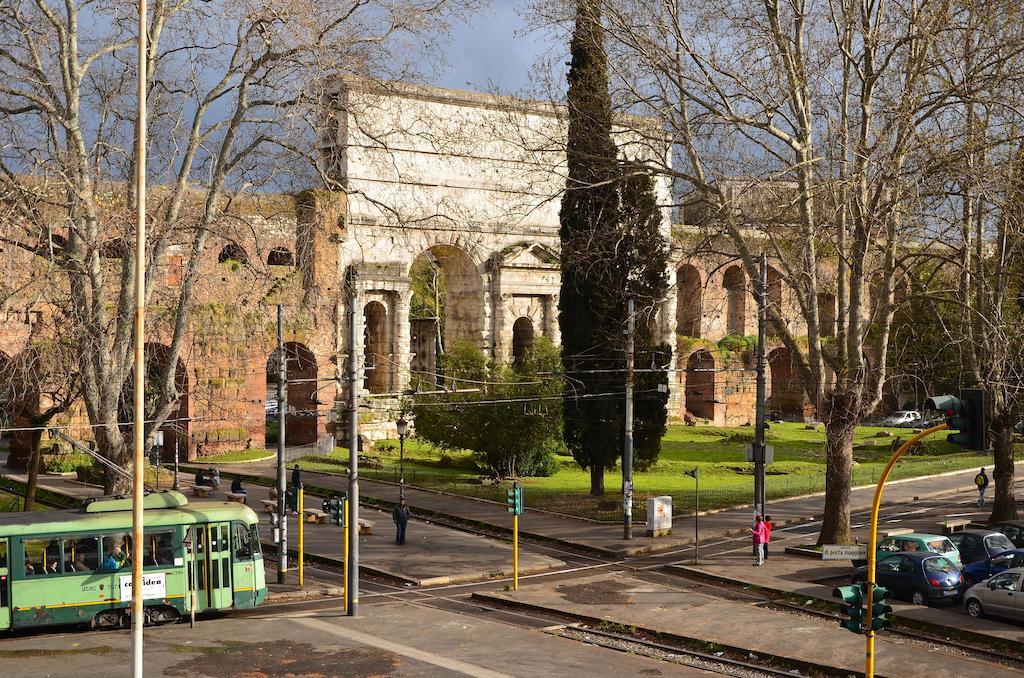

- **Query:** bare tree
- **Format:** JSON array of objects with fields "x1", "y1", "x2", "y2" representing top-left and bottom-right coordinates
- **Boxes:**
[
  {"x1": 524, "y1": 0, "x2": 1021, "y2": 542},
  {"x1": 0, "y1": 0, "x2": 478, "y2": 492}
]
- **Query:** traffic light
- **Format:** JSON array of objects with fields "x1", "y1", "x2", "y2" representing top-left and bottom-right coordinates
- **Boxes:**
[
  {"x1": 870, "y1": 584, "x2": 893, "y2": 631},
  {"x1": 323, "y1": 496, "x2": 344, "y2": 525},
  {"x1": 924, "y1": 388, "x2": 987, "y2": 452},
  {"x1": 506, "y1": 483, "x2": 523, "y2": 516},
  {"x1": 833, "y1": 584, "x2": 865, "y2": 633}
]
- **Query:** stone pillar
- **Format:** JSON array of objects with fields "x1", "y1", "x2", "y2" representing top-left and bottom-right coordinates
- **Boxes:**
[
  {"x1": 545, "y1": 294, "x2": 561, "y2": 347},
  {"x1": 394, "y1": 289, "x2": 413, "y2": 392},
  {"x1": 482, "y1": 270, "x2": 495, "y2": 360}
]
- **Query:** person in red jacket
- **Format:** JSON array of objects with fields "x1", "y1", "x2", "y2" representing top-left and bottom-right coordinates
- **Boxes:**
[
  {"x1": 763, "y1": 515, "x2": 773, "y2": 560},
  {"x1": 751, "y1": 514, "x2": 767, "y2": 566}
]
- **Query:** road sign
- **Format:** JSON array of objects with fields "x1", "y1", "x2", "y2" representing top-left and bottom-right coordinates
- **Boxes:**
[{"x1": 822, "y1": 544, "x2": 868, "y2": 560}]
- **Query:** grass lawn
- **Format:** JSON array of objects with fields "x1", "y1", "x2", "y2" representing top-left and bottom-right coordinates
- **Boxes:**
[
  {"x1": 196, "y1": 448, "x2": 275, "y2": 463},
  {"x1": 0, "y1": 490, "x2": 52, "y2": 512},
  {"x1": 295, "y1": 423, "x2": 1011, "y2": 521}
]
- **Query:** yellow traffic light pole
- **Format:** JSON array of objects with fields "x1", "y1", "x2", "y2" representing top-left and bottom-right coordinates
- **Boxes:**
[
  {"x1": 865, "y1": 423, "x2": 947, "y2": 677},
  {"x1": 513, "y1": 513, "x2": 519, "y2": 591},
  {"x1": 298, "y1": 488, "x2": 304, "y2": 587},
  {"x1": 343, "y1": 497, "x2": 349, "y2": 609}
]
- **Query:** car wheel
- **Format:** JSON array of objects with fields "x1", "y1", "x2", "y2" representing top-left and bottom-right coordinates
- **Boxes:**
[
  {"x1": 911, "y1": 589, "x2": 927, "y2": 606},
  {"x1": 966, "y1": 598, "x2": 984, "y2": 618}
]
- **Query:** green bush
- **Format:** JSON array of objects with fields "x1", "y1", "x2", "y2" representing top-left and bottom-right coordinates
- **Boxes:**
[{"x1": 42, "y1": 453, "x2": 92, "y2": 474}]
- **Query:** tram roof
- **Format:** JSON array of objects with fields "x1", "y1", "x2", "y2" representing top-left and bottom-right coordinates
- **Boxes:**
[{"x1": 0, "y1": 495, "x2": 258, "y2": 536}]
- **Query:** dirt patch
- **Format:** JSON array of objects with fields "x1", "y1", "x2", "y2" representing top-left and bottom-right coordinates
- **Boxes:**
[
  {"x1": 166, "y1": 640, "x2": 399, "y2": 677},
  {"x1": 0, "y1": 646, "x2": 115, "y2": 658},
  {"x1": 556, "y1": 579, "x2": 632, "y2": 605}
]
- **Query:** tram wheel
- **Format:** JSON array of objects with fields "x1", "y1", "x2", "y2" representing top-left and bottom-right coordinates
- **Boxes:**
[
  {"x1": 147, "y1": 606, "x2": 180, "y2": 625},
  {"x1": 93, "y1": 609, "x2": 124, "y2": 630}
]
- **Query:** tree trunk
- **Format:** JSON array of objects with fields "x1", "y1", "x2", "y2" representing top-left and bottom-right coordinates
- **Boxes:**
[
  {"x1": 989, "y1": 420, "x2": 1018, "y2": 522},
  {"x1": 818, "y1": 392, "x2": 858, "y2": 545},
  {"x1": 590, "y1": 464, "x2": 605, "y2": 496},
  {"x1": 96, "y1": 427, "x2": 132, "y2": 495},
  {"x1": 23, "y1": 429, "x2": 44, "y2": 511}
]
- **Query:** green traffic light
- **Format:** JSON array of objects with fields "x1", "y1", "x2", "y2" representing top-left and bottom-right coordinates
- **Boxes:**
[
  {"x1": 833, "y1": 584, "x2": 866, "y2": 634},
  {"x1": 870, "y1": 585, "x2": 893, "y2": 631}
]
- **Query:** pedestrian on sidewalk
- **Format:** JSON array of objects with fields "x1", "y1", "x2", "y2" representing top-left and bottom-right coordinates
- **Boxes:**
[
  {"x1": 393, "y1": 498, "x2": 411, "y2": 545},
  {"x1": 763, "y1": 515, "x2": 773, "y2": 560},
  {"x1": 975, "y1": 468, "x2": 989, "y2": 507},
  {"x1": 751, "y1": 514, "x2": 767, "y2": 566}
]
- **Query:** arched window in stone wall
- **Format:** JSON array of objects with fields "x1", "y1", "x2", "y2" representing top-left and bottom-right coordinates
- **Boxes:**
[
  {"x1": 364, "y1": 301, "x2": 389, "y2": 394},
  {"x1": 817, "y1": 293, "x2": 836, "y2": 337},
  {"x1": 676, "y1": 264, "x2": 702, "y2": 337},
  {"x1": 723, "y1": 265, "x2": 747, "y2": 336},
  {"x1": 768, "y1": 346, "x2": 803, "y2": 417},
  {"x1": 266, "y1": 342, "x2": 317, "y2": 446},
  {"x1": 218, "y1": 243, "x2": 248, "y2": 266},
  {"x1": 267, "y1": 247, "x2": 294, "y2": 267},
  {"x1": 685, "y1": 349, "x2": 716, "y2": 420},
  {"x1": 512, "y1": 317, "x2": 535, "y2": 365}
]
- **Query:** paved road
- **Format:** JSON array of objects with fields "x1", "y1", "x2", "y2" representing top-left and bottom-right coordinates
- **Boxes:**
[{"x1": 0, "y1": 600, "x2": 710, "y2": 677}]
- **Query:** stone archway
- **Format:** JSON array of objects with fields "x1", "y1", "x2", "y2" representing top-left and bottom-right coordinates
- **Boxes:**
[
  {"x1": 363, "y1": 301, "x2": 389, "y2": 394},
  {"x1": 685, "y1": 349, "x2": 716, "y2": 420},
  {"x1": 768, "y1": 346, "x2": 803, "y2": 417},
  {"x1": 767, "y1": 266, "x2": 784, "y2": 335},
  {"x1": 817, "y1": 293, "x2": 836, "y2": 337},
  {"x1": 409, "y1": 244, "x2": 485, "y2": 383},
  {"x1": 723, "y1": 265, "x2": 746, "y2": 336},
  {"x1": 512, "y1": 317, "x2": 534, "y2": 365},
  {"x1": 676, "y1": 264, "x2": 702, "y2": 338},
  {"x1": 266, "y1": 342, "x2": 318, "y2": 446}
]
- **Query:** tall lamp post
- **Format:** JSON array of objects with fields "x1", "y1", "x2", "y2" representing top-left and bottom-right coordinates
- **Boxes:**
[{"x1": 396, "y1": 416, "x2": 408, "y2": 500}]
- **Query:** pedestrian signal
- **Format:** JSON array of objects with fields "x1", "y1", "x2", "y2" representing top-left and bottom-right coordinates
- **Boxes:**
[
  {"x1": 833, "y1": 584, "x2": 865, "y2": 634},
  {"x1": 870, "y1": 584, "x2": 893, "y2": 631},
  {"x1": 324, "y1": 495, "x2": 344, "y2": 525},
  {"x1": 506, "y1": 484, "x2": 523, "y2": 516}
]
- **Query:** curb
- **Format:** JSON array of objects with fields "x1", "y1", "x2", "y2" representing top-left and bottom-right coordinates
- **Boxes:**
[{"x1": 266, "y1": 586, "x2": 343, "y2": 602}]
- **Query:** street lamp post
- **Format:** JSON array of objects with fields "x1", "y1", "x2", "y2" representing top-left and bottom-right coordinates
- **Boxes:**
[{"x1": 396, "y1": 417, "x2": 408, "y2": 500}]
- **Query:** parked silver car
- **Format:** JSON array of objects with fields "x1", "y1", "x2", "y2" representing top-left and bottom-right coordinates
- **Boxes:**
[{"x1": 963, "y1": 567, "x2": 1024, "y2": 621}]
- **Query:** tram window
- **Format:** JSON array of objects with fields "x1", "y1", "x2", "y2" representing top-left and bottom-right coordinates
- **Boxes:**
[
  {"x1": 234, "y1": 523, "x2": 252, "y2": 558},
  {"x1": 100, "y1": 534, "x2": 130, "y2": 572},
  {"x1": 0, "y1": 541, "x2": 6, "y2": 568},
  {"x1": 24, "y1": 539, "x2": 61, "y2": 576},
  {"x1": 249, "y1": 525, "x2": 262, "y2": 555},
  {"x1": 145, "y1": 531, "x2": 175, "y2": 566},
  {"x1": 63, "y1": 536, "x2": 99, "y2": 572}
]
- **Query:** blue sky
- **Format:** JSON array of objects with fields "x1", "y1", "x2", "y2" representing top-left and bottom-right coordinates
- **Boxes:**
[{"x1": 433, "y1": 3, "x2": 559, "y2": 93}]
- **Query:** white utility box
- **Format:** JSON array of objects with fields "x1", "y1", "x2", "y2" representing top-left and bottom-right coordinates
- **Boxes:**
[{"x1": 646, "y1": 495, "x2": 672, "y2": 537}]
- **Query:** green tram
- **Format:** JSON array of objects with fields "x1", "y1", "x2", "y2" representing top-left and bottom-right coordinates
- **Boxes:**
[{"x1": 0, "y1": 490, "x2": 267, "y2": 631}]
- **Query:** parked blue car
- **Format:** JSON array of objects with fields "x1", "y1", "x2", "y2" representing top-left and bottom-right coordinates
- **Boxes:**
[
  {"x1": 961, "y1": 548, "x2": 1024, "y2": 587},
  {"x1": 852, "y1": 552, "x2": 962, "y2": 605}
]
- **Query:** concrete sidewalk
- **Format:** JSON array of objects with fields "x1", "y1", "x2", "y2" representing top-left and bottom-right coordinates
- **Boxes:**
[
  {"x1": 206, "y1": 456, "x2": 1024, "y2": 559},
  {"x1": 475, "y1": 573, "x2": 1019, "y2": 677},
  {"x1": 0, "y1": 464, "x2": 564, "y2": 587}
]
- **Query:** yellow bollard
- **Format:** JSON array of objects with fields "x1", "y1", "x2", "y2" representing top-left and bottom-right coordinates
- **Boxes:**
[
  {"x1": 864, "y1": 423, "x2": 947, "y2": 677},
  {"x1": 298, "y1": 488, "x2": 304, "y2": 587},
  {"x1": 343, "y1": 497, "x2": 349, "y2": 610},
  {"x1": 513, "y1": 513, "x2": 519, "y2": 591}
]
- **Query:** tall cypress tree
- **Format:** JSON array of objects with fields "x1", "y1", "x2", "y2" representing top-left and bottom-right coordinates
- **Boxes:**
[{"x1": 560, "y1": 1, "x2": 669, "y2": 495}]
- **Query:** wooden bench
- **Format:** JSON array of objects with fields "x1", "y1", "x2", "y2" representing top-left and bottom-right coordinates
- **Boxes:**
[
  {"x1": 939, "y1": 517, "x2": 971, "y2": 534},
  {"x1": 193, "y1": 485, "x2": 212, "y2": 498},
  {"x1": 259, "y1": 499, "x2": 278, "y2": 514},
  {"x1": 303, "y1": 508, "x2": 327, "y2": 524},
  {"x1": 225, "y1": 492, "x2": 247, "y2": 504}
]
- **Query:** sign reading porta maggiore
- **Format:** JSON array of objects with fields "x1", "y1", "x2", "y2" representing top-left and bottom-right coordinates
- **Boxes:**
[
  {"x1": 821, "y1": 544, "x2": 868, "y2": 560},
  {"x1": 119, "y1": 573, "x2": 166, "y2": 601}
]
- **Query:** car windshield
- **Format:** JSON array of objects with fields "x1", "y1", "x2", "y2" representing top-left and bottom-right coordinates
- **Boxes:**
[
  {"x1": 927, "y1": 539, "x2": 957, "y2": 554},
  {"x1": 923, "y1": 556, "x2": 955, "y2": 573},
  {"x1": 985, "y1": 534, "x2": 1015, "y2": 552}
]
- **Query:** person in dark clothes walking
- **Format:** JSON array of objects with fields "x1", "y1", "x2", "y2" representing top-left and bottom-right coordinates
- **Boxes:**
[
  {"x1": 975, "y1": 468, "x2": 989, "y2": 507},
  {"x1": 393, "y1": 498, "x2": 411, "y2": 545}
]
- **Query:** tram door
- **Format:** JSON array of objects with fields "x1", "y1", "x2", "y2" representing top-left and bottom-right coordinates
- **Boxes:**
[
  {"x1": 206, "y1": 523, "x2": 233, "y2": 609},
  {"x1": 0, "y1": 538, "x2": 9, "y2": 630}
]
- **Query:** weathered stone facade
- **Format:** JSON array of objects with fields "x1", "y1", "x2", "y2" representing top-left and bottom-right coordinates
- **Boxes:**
[{"x1": 2, "y1": 81, "x2": 826, "y2": 462}]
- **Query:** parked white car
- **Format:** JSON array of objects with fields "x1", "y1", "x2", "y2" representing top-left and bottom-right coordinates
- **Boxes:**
[
  {"x1": 882, "y1": 410, "x2": 922, "y2": 427},
  {"x1": 964, "y1": 567, "x2": 1024, "y2": 622}
]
